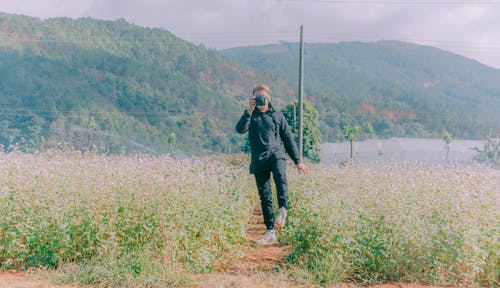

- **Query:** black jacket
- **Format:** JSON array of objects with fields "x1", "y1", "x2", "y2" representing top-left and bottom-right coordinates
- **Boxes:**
[{"x1": 236, "y1": 106, "x2": 301, "y2": 174}]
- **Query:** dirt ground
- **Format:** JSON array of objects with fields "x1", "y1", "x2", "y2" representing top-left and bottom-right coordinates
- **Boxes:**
[
  {"x1": 192, "y1": 210, "x2": 298, "y2": 287},
  {"x1": 0, "y1": 270, "x2": 77, "y2": 288},
  {"x1": 226, "y1": 209, "x2": 290, "y2": 273}
]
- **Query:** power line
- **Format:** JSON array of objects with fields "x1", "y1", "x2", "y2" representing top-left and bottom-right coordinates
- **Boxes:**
[
  {"x1": 306, "y1": 32, "x2": 500, "y2": 47},
  {"x1": 0, "y1": 103, "x2": 249, "y2": 118},
  {"x1": 1, "y1": 30, "x2": 498, "y2": 48},
  {"x1": 0, "y1": 110, "x2": 236, "y2": 121},
  {"x1": 0, "y1": 105, "x2": 496, "y2": 125},
  {"x1": 0, "y1": 105, "x2": 181, "y2": 116},
  {"x1": 277, "y1": 0, "x2": 500, "y2": 5},
  {"x1": 2, "y1": 29, "x2": 500, "y2": 54},
  {"x1": 319, "y1": 113, "x2": 499, "y2": 127}
]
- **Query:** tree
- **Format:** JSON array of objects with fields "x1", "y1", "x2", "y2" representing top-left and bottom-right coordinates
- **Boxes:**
[
  {"x1": 343, "y1": 125, "x2": 362, "y2": 160},
  {"x1": 87, "y1": 116, "x2": 97, "y2": 151},
  {"x1": 167, "y1": 132, "x2": 177, "y2": 151},
  {"x1": 281, "y1": 102, "x2": 322, "y2": 163},
  {"x1": 343, "y1": 122, "x2": 375, "y2": 161},
  {"x1": 473, "y1": 130, "x2": 499, "y2": 167},
  {"x1": 443, "y1": 131, "x2": 452, "y2": 163},
  {"x1": 363, "y1": 122, "x2": 375, "y2": 136}
]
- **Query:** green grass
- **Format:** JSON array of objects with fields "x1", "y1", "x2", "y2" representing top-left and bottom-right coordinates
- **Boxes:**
[{"x1": 0, "y1": 152, "x2": 498, "y2": 287}]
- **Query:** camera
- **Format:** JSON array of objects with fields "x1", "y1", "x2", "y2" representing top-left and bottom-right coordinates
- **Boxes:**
[{"x1": 255, "y1": 95, "x2": 267, "y2": 107}]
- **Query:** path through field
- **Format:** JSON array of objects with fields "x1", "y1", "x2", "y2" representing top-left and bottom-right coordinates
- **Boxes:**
[
  {"x1": 195, "y1": 209, "x2": 454, "y2": 288},
  {"x1": 195, "y1": 208, "x2": 302, "y2": 287},
  {"x1": 0, "y1": 208, "x2": 295, "y2": 288},
  {"x1": 0, "y1": 209, "x2": 462, "y2": 288},
  {"x1": 230, "y1": 209, "x2": 289, "y2": 273},
  {"x1": 0, "y1": 270, "x2": 75, "y2": 288}
]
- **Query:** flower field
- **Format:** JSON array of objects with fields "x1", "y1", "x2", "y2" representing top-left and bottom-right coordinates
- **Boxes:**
[
  {"x1": 285, "y1": 162, "x2": 499, "y2": 286},
  {"x1": 0, "y1": 151, "x2": 498, "y2": 287},
  {"x1": 0, "y1": 152, "x2": 254, "y2": 287}
]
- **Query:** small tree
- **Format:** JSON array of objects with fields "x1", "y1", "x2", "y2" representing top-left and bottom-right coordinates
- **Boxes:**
[
  {"x1": 364, "y1": 122, "x2": 375, "y2": 136},
  {"x1": 343, "y1": 122, "x2": 375, "y2": 161},
  {"x1": 167, "y1": 132, "x2": 177, "y2": 151},
  {"x1": 281, "y1": 102, "x2": 322, "y2": 163},
  {"x1": 443, "y1": 131, "x2": 452, "y2": 163},
  {"x1": 87, "y1": 116, "x2": 97, "y2": 152},
  {"x1": 343, "y1": 125, "x2": 362, "y2": 160},
  {"x1": 473, "y1": 130, "x2": 499, "y2": 167}
]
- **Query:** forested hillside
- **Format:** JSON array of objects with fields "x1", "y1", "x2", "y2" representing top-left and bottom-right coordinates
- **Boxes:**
[
  {"x1": 223, "y1": 42, "x2": 500, "y2": 141},
  {"x1": 2, "y1": 13, "x2": 499, "y2": 155},
  {"x1": 0, "y1": 13, "x2": 294, "y2": 154}
]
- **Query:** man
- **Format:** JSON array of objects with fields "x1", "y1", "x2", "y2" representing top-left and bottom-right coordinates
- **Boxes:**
[{"x1": 236, "y1": 84, "x2": 308, "y2": 246}]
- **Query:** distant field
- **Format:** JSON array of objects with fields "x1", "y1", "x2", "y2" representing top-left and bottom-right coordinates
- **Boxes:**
[
  {"x1": 0, "y1": 152, "x2": 498, "y2": 287},
  {"x1": 322, "y1": 137, "x2": 487, "y2": 164}
]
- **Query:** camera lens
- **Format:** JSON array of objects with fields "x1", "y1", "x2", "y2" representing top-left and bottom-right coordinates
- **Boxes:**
[{"x1": 255, "y1": 95, "x2": 266, "y2": 106}]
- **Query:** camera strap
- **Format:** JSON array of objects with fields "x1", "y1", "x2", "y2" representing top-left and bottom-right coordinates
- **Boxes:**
[{"x1": 269, "y1": 110, "x2": 280, "y2": 139}]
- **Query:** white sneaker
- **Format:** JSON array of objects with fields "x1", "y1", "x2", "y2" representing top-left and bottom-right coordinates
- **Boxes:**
[
  {"x1": 275, "y1": 207, "x2": 287, "y2": 227},
  {"x1": 255, "y1": 229, "x2": 278, "y2": 246}
]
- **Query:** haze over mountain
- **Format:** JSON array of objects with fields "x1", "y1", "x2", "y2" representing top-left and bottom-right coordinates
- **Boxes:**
[{"x1": 1, "y1": 13, "x2": 498, "y2": 154}]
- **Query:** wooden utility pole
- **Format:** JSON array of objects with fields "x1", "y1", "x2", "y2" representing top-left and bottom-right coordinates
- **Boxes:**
[{"x1": 298, "y1": 25, "x2": 304, "y2": 161}]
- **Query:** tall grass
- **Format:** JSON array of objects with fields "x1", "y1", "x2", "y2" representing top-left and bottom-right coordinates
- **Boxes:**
[
  {"x1": 1, "y1": 152, "x2": 498, "y2": 287},
  {"x1": 0, "y1": 151, "x2": 254, "y2": 287},
  {"x1": 284, "y1": 162, "x2": 499, "y2": 287}
]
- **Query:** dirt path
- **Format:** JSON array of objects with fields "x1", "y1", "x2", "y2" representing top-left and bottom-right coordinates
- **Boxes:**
[
  {"x1": 227, "y1": 209, "x2": 290, "y2": 273},
  {"x1": 0, "y1": 270, "x2": 76, "y2": 288},
  {"x1": 193, "y1": 208, "x2": 301, "y2": 287}
]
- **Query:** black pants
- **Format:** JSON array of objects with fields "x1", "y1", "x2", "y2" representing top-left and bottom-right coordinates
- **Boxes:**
[{"x1": 254, "y1": 158, "x2": 288, "y2": 230}]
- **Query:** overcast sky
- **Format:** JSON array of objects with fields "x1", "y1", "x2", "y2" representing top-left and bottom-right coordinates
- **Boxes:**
[{"x1": 1, "y1": 0, "x2": 499, "y2": 68}]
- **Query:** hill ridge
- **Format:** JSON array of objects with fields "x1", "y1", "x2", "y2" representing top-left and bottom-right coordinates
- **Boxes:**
[
  {"x1": 1, "y1": 12, "x2": 499, "y2": 154},
  {"x1": 0, "y1": 13, "x2": 291, "y2": 154},
  {"x1": 223, "y1": 41, "x2": 500, "y2": 141}
]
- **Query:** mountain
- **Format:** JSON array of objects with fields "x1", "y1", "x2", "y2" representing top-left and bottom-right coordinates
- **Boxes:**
[
  {"x1": 1, "y1": 13, "x2": 499, "y2": 155},
  {"x1": 223, "y1": 42, "x2": 500, "y2": 141},
  {"x1": 0, "y1": 13, "x2": 295, "y2": 154}
]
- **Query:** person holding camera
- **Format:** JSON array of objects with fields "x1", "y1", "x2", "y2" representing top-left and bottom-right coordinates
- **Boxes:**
[{"x1": 236, "y1": 84, "x2": 308, "y2": 246}]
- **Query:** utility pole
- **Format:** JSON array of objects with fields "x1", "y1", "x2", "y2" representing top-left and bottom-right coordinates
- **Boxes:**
[
  {"x1": 293, "y1": 103, "x2": 297, "y2": 131},
  {"x1": 298, "y1": 25, "x2": 304, "y2": 161}
]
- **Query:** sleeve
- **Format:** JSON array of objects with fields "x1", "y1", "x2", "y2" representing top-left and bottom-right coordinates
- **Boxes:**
[
  {"x1": 235, "y1": 110, "x2": 251, "y2": 134},
  {"x1": 278, "y1": 112, "x2": 301, "y2": 164}
]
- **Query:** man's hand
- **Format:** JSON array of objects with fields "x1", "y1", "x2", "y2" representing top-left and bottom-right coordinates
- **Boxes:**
[
  {"x1": 296, "y1": 162, "x2": 309, "y2": 175},
  {"x1": 248, "y1": 98, "x2": 256, "y2": 114}
]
